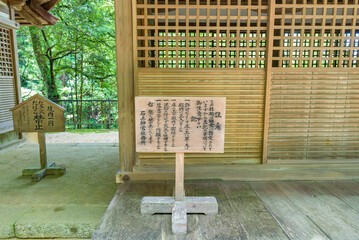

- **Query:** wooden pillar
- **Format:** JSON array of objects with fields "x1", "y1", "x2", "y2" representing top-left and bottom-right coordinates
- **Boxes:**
[
  {"x1": 114, "y1": 0, "x2": 136, "y2": 172},
  {"x1": 262, "y1": 0, "x2": 275, "y2": 164}
]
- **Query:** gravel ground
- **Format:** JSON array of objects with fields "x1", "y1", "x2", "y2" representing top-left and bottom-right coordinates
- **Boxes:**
[{"x1": 45, "y1": 131, "x2": 118, "y2": 143}]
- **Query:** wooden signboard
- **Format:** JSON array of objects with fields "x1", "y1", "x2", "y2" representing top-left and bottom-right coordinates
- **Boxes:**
[
  {"x1": 135, "y1": 97, "x2": 226, "y2": 153},
  {"x1": 10, "y1": 94, "x2": 65, "y2": 132},
  {"x1": 10, "y1": 94, "x2": 66, "y2": 182},
  {"x1": 136, "y1": 97, "x2": 226, "y2": 234}
]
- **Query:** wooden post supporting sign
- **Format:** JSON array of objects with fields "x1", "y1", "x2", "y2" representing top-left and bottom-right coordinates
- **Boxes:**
[
  {"x1": 10, "y1": 94, "x2": 66, "y2": 182},
  {"x1": 175, "y1": 152, "x2": 184, "y2": 201},
  {"x1": 135, "y1": 97, "x2": 226, "y2": 234}
]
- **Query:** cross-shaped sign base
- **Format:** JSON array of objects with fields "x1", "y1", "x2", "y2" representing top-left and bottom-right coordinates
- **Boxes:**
[
  {"x1": 22, "y1": 162, "x2": 66, "y2": 182},
  {"x1": 141, "y1": 196, "x2": 218, "y2": 234},
  {"x1": 22, "y1": 132, "x2": 66, "y2": 182},
  {"x1": 140, "y1": 153, "x2": 218, "y2": 234}
]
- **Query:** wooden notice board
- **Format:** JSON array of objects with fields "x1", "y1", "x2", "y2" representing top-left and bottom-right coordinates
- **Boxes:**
[
  {"x1": 10, "y1": 94, "x2": 65, "y2": 133},
  {"x1": 10, "y1": 94, "x2": 66, "y2": 182},
  {"x1": 135, "y1": 97, "x2": 226, "y2": 153},
  {"x1": 136, "y1": 96, "x2": 226, "y2": 234}
]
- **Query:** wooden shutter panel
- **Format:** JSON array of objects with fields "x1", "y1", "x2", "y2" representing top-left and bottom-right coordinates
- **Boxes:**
[
  {"x1": 267, "y1": 70, "x2": 359, "y2": 163},
  {"x1": 136, "y1": 69, "x2": 265, "y2": 165}
]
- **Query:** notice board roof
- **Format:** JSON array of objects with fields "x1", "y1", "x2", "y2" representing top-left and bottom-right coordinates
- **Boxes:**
[{"x1": 10, "y1": 94, "x2": 65, "y2": 112}]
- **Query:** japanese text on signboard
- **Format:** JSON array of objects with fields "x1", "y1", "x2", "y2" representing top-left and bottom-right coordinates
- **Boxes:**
[{"x1": 135, "y1": 97, "x2": 226, "y2": 153}]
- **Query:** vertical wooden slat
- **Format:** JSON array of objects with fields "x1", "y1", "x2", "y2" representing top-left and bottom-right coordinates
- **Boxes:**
[
  {"x1": 261, "y1": 0, "x2": 275, "y2": 164},
  {"x1": 115, "y1": 0, "x2": 136, "y2": 172}
]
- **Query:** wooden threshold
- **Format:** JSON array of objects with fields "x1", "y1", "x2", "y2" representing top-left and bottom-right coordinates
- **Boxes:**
[
  {"x1": 116, "y1": 163, "x2": 359, "y2": 183},
  {"x1": 0, "y1": 138, "x2": 25, "y2": 152}
]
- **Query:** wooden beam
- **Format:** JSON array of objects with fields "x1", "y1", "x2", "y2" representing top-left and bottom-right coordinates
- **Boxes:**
[
  {"x1": 42, "y1": 0, "x2": 61, "y2": 11},
  {"x1": 115, "y1": 0, "x2": 135, "y2": 172},
  {"x1": 5, "y1": 0, "x2": 59, "y2": 27},
  {"x1": 27, "y1": 0, "x2": 58, "y2": 25},
  {"x1": 0, "y1": 14, "x2": 19, "y2": 29},
  {"x1": 261, "y1": 0, "x2": 275, "y2": 164},
  {"x1": 6, "y1": 0, "x2": 26, "y2": 9},
  {"x1": 116, "y1": 163, "x2": 359, "y2": 183},
  {"x1": 16, "y1": 6, "x2": 44, "y2": 28},
  {"x1": 16, "y1": 0, "x2": 58, "y2": 28}
]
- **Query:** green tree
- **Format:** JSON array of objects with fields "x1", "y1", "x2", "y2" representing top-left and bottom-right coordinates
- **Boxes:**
[
  {"x1": 18, "y1": 0, "x2": 117, "y2": 101},
  {"x1": 29, "y1": 27, "x2": 76, "y2": 99}
]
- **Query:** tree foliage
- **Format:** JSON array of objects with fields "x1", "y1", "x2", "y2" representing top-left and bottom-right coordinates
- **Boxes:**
[{"x1": 17, "y1": 0, "x2": 117, "y2": 101}]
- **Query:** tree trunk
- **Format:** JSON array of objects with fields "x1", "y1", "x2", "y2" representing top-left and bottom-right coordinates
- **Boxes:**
[
  {"x1": 74, "y1": 34, "x2": 79, "y2": 129},
  {"x1": 49, "y1": 59, "x2": 59, "y2": 99},
  {"x1": 29, "y1": 27, "x2": 60, "y2": 100},
  {"x1": 79, "y1": 48, "x2": 84, "y2": 129}
]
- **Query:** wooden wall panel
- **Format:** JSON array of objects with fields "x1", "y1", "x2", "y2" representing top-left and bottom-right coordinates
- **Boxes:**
[
  {"x1": 124, "y1": 0, "x2": 359, "y2": 170},
  {"x1": 136, "y1": 69, "x2": 265, "y2": 165},
  {"x1": 267, "y1": 69, "x2": 359, "y2": 164}
]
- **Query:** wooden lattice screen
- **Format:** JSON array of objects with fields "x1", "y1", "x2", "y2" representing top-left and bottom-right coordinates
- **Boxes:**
[
  {"x1": 135, "y1": 0, "x2": 269, "y2": 68},
  {"x1": 0, "y1": 27, "x2": 13, "y2": 76},
  {"x1": 272, "y1": 1, "x2": 359, "y2": 68},
  {"x1": 0, "y1": 17, "x2": 18, "y2": 133},
  {"x1": 134, "y1": 0, "x2": 359, "y2": 69}
]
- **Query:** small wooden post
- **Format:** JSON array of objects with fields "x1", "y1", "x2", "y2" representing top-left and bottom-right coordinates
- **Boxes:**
[
  {"x1": 175, "y1": 152, "x2": 185, "y2": 201},
  {"x1": 38, "y1": 132, "x2": 47, "y2": 169}
]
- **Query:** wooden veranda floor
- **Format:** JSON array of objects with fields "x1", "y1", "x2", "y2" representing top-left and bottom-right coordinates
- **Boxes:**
[{"x1": 92, "y1": 181, "x2": 359, "y2": 240}]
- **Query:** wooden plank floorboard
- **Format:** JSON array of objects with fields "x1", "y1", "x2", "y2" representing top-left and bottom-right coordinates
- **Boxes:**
[
  {"x1": 221, "y1": 182, "x2": 289, "y2": 240},
  {"x1": 316, "y1": 181, "x2": 359, "y2": 212},
  {"x1": 275, "y1": 181, "x2": 359, "y2": 240},
  {"x1": 185, "y1": 182, "x2": 249, "y2": 240},
  {"x1": 91, "y1": 182, "x2": 172, "y2": 240},
  {"x1": 92, "y1": 181, "x2": 359, "y2": 240},
  {"x1": 250, "y1": 182, "x2": 329, "y2": 240}
]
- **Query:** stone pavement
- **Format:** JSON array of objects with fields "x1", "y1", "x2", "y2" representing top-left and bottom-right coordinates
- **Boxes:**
[{"x1": 0, "y1": 143, "x2": 119, "y2": 239}]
